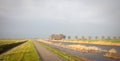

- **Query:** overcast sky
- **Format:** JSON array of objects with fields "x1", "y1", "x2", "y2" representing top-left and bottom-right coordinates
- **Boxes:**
[{"x1": 0, "y1": 0, "x2": 120, "y2": 39}]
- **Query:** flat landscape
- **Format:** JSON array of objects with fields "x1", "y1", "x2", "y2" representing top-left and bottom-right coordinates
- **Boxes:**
[
  {"x1": 0, "y1": 39, "x2": 120, "y2": 61},
  {"x1": 0, "y1": 0, "x2": 120, "y2": 61}
]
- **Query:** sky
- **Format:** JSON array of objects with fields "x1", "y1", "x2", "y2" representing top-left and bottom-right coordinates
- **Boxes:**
[{"x1": 0, "y1": 0, "x2": 120, "y2": 39}]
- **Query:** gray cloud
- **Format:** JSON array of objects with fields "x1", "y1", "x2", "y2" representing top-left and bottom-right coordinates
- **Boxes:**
[{"x1": 0, "y1": 0, "x2": 120, "y2": 39}]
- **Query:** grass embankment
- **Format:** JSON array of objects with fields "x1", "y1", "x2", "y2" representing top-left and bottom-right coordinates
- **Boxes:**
[
  {"x1": 0, "y1": 40, "x2": 41, "y2": 61},
  {"x1": 36, "y1": 41, "x2": 84, "y2": 61},
  {"x1": 0, "y1": 40, "x2": 24, "y2": 45},
  {"x1": 53, "y1": 40, "x2": 120, "y2": 46},
  {"x1": 0, "y1": 40, "x2": 26, "y2": 54}
]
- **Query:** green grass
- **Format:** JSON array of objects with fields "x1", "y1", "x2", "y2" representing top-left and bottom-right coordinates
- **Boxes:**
[
  {"x1": 0, "y1": 40, "x2": 23, "y2": 45},
  {"x1": 0, "y1": 40, "x2": 41, "y2": 61},
  {"x1": 36, "y1": 41, "x2": 83, "y2": 61},
  {"x1": 0, "y1": 41, "x2": 26, "y2": 53},
  {"x1": 107, "y1": 40, "x2": 120, "y2": 43}
]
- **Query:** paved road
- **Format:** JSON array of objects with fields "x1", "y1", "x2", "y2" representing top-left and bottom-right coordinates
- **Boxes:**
[{"x1": 33, "y1": 41, "x2": 65, "y2": 61}]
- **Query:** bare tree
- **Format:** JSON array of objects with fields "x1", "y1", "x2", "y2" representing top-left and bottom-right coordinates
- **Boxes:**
[
  {"x1": 50, "y1": 34, "x2": 55, "y2": 40},
  {"x1": 113, "y1": 36, "x2": 117, "y2": 40},
  {"x1": 95, "y1": 36, "x2": 98, "y2": 40},
  {"x1": 81, "y1": 36, "x2": 85, "y2": 40},
  {"x1": 62, "y1": 34, "x2": 66, "y2": 40},
  {"x1": 75, "y1": 36, "x2": 78, "y2": 40},
  {"x1": 50, "y1": 34, "x2": 66, "y2": 40},
  {"x1": 68, "y1": 36, "x2": 71, "y2": 40},
  {"x1": 101, "y1": 36, "x2": 105, "y2": 40},
  {"x1": 107, "y1": 36, "x2": 111, "y2": 40},
  {"x1": 59, "y1": 34, "x2": 66, "y2": 40},
  {"x1": 118, "y1": 36, "x2": 120, "y2": 40},
  {"x1": 88, "y1": 36, "x2": 92, "y2": 40}
]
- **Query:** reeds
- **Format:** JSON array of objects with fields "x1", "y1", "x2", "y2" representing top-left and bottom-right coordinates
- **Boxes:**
[
  {"x1": 38, "y1": 40, "x2": 104, "y2": 53},
  {"x1": 104, "y1": 48, "x2": 120, "y2": 60},
  {"x1": 52, "y1": 40, "x2": 120, "y2": 46}
]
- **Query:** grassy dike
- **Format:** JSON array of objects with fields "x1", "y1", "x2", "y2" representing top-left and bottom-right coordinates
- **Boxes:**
[
  {"x1": 36, "y1": 41, "x2": 83, "y2": 61},
  {"x1": 0, "y1": 40, "x2": 41, "y2": 61},
  {"x1": 0, "y1": 41, "x2": 26, "y2": 54}
]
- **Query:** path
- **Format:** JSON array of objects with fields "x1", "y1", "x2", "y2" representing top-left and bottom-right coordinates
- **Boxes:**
[{"x1": 33, "y1": 41, "x2": 65, "y2": 61}]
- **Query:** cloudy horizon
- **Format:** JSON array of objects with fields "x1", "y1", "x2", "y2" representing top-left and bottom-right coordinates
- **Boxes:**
[{"x1": 0, "y1": 0, "x2": 120, "y2": 39}]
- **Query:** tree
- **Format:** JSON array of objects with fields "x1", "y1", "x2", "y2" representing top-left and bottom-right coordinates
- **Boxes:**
[
  {"x1": 118, "y1": 36, "x2": 120, "y2": 40},
  {"x1": 113, "y1": 36, "x2": 117, "y2": 40},
  {"x1": 75, "y1": 36, "x2": 78, "y2": 40},
  {"x1": 95, "y1": 36, "x2": 98, "y2": 40},
  {"x1": 107, "y1": 36, "x2": 111, "y2": 40},
  {"x1": 101, "y1": 36, "x2": 105, "y2": 40},
  {"x1": 62, "y1": 34, "x2": 66, "y2": 39},
  {"x1": 81, "y1": 36, "x2": 85, "y2": 40},
  {"x1": 50, "y1": 34, "x2": 55, "y2": 40},
  {"x1": 68, "y1": 36, "x2": 71, "y2": 40},
  {"x1": 88, "y1": 36, "x2": 92, "y2": 40},
  {"x1": 59, "y1": 34, "x2": 66, "y2": 40},
  {"x1": 50, "y1": 34, "x2": 66, "y2": 40}
]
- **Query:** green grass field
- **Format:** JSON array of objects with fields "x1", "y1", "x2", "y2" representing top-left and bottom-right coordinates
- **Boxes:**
[{"x1": 0, "y1": 40, "x2": 41, "y2": 61}]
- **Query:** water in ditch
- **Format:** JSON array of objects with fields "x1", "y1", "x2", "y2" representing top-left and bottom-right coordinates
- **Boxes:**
[{"x1": 44, "y1": 41, "x2": 119, "y2": 61}]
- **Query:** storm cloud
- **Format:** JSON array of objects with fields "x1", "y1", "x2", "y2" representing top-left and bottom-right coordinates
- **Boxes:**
[{"x1": 0, "y1": 0, "x2": 120, "y2": 39}]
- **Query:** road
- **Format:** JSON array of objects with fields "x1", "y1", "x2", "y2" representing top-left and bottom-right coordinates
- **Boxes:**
[{"x1": 33, "y1": 41, "x2": 65, "y2": 61}]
